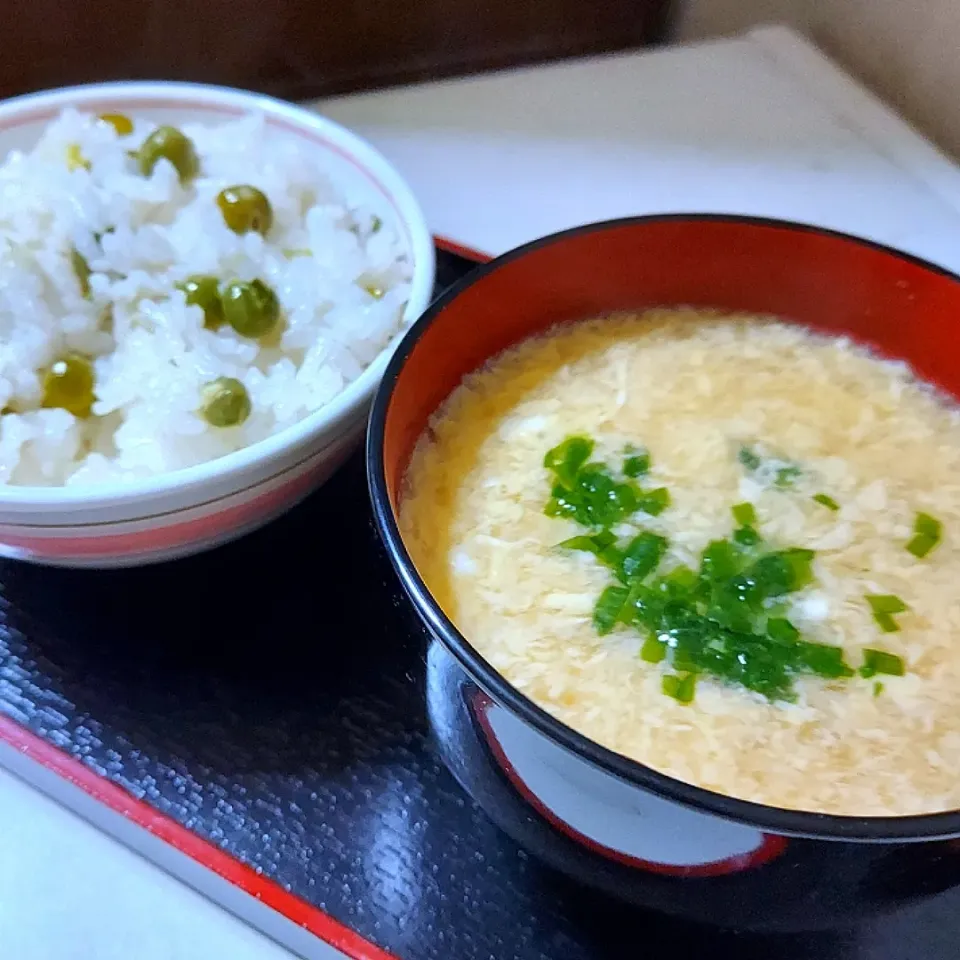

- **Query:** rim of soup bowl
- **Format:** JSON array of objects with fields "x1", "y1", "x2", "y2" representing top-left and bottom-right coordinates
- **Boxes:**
[
  {"x1": 367, "y1": 212, "x2": 960, "y2": 843},
  {"x1": 0, "y1": 80, "x2": 436, "y2": 512}
]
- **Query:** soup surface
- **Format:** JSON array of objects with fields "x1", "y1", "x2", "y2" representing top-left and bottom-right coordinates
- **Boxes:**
[{"x1": 399, "y1": 310, "x2": 960, "y2": 816}]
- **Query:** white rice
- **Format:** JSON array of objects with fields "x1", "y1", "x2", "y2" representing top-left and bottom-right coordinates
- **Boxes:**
[{"x1": 0, "y1": 108, "x2": 413, "y2": 486}]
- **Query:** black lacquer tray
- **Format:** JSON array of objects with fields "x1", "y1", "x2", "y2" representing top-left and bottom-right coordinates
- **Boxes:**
[{"x1": 0, "y1": 246, "x2": 957, "y2": 960}]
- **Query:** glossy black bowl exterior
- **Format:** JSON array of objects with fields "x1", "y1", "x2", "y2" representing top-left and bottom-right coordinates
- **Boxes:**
[{"x1": 423, "y1": 635, "x2": 960, "y2": 931}]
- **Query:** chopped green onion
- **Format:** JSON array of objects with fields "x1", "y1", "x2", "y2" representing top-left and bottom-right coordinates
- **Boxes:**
[
  {"x1": 559, "y1": 532, "x2": 623, "y2": 570},
  {"x1": 733, "y1": 525, "x2": 761, "y2": 547},
  {"x1": 873, "y1": 681, "x2": 884, "y2": 697},
  {"x1": 766, "y1": 617, "x2": 799, "y2": 644},
  {"x1": 370, "y1": 215, "x2": 382, "y2": 233},
  {"x1": 593, "y1": 586, "x2": 628, "y2": 635},
  {"x1": 746, "y1": 548, "x2": 815, "y2": 598},
  {"x1": 700, "y1": 539, "x2": 740, "y2": 581},
  {"x1": 659, "y1": 565, "x2": 698, "y2": 594},
  {"x1": 558, "y1": 531, "x2": 616, "y2": 554},
  {"x1": 866, "y1": 595, "x2": 907, "y2": 633},
  {"x1": 623, "y1": 449, "x2": 650, "y2": 477},
  {"x1": 812, "y1": 493, "x2": 840, "y2": 511},
  {"x1": 618, "y1": 532, "x2": 667, "y2": 583},
  {"x1": 781, "y1": 548, "x2": 816, "y2": 591},
  {"x1": 916, "y1": 512, "x2": 941, "y2": 538},
  {"x1": 640, "y1": 635, "x2": 666, "y2": 663},
  {"x1": 543, "y1": 497, "x2": 566, "y2": 519},
  {"x1": 541, "y1": 435, "x2": 902, "y2": 702},
  {"x1": 873, "y1": 611, "x2": 900, "y2": 633},
  {"x1": 859, "y1": 648, "x2": 905, "y2": 678},
  {"x1": 906, "y1": 511, "x2": 942, "y2": 558},
  {"x1": 739, "y1": 444, "x2": 802, "y2": 488},
  {"x1": 617, "y1": 580, "x2": 647, "y2": 624},
  {"x1": 598, "y1": 546, "x2": 624, "y2": 568},
  {"x1": 775, "y1": 465, "x2": 802, "y2": 488},
  {"x1": 544, "y1": 460, "x2": 640, "y2": 528},
  {"x1": 543, "y1": 436, "x2": 593, "y2": 489},
  {"x1": 637, "y1": 487, "x2": 670, "y2": 516},
  {"x1": 799, "y1": 643, "x2": 854, "y2": 679},
  {"x1": 867, "y1": 594, "x2": 908, "y2": 615},
  {"x1": 662, "y1": 673, "x2": 697, "y2": 704},
  {"x1": 907, "y1": 534, "x2": 937, "y2": 558},
  {"x1": 738, "y1": 446, "x2": 761, "y2": 471}
]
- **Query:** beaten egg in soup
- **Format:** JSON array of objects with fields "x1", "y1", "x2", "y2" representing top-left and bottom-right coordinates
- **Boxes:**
[{"x1": 399, "y1": 310, "x2": 960, "y2": 817}]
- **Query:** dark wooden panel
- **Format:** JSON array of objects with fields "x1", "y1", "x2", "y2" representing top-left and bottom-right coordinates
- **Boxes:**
[{"x1": 2, "y1": 0, "x2": 671, "y2": 99}]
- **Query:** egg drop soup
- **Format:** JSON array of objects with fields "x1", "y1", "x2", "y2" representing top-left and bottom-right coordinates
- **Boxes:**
[{"x1": 399, "y1": 310, "x2": 960, "y2": 816}]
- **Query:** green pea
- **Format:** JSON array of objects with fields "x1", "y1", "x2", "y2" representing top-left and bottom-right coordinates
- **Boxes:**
[
  {"x1": 221, "y1": 279, "x2": 281, "y2": 338},
  {"x1": 134, "y1": 125, "x2": 199, "y2": 183},
  {"x1": 41, "y1": 353, "x2": 96, "y2": 418},
  {"x1": 200, "y1": 377, "x2": 251, "y2": 427},
  {"x1": 98, "y1": 112, "x2": 133, "y2": 136},
  {"x1": 216, "y1": 185, "x2": 273, "y2": 236},
  {"x1": 179, "y1": 275, "x2": 224, "y2": 330}
]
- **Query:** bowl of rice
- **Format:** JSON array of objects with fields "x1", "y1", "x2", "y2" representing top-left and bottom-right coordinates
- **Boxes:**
[
  {"x1": 0, "y1": 80, "x2": 434, "y2": 566},
  {"x1": 369, "y1": 215, "x2": 960, "y2": 930}
]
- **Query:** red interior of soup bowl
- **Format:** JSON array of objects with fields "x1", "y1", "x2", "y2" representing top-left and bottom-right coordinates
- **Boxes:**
[
  {"x1": 368, "y1": 215, "x2": 960, "y2": 840},
  {"x1": 379, "y1": 215, "x2": 960, "y2": 509}
]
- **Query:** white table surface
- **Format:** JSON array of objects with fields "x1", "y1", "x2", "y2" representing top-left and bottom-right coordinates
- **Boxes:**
[
  {"x1": 0, "y1": 771, "x2": 292, "y2": 960},
  {"x1": 322, "y1": 25, "x2": 960, "y2": 268},
  {"x1": 5, "y1": 24, "x2": 960, "y2": 960}
]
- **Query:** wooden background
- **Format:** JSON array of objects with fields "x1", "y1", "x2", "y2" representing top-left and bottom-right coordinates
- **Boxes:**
[{"x1": 4, "y1": 0, "x2": 672, "y2": 99}]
